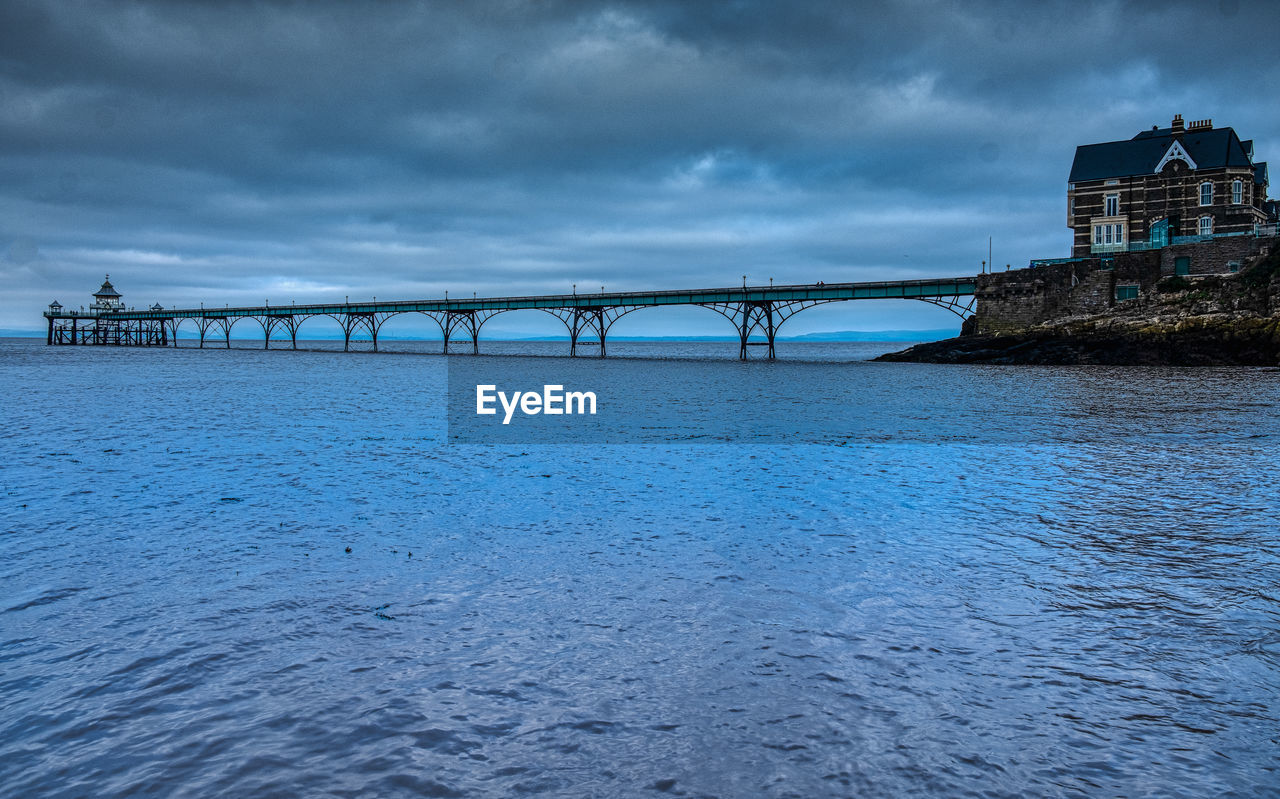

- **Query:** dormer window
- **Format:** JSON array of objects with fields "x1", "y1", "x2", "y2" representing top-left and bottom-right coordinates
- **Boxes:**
[
  {"x1": 1200, "y1": 182, "x2": 1213, "y2": 206},
  {"x1": 1232, "y1": 179, "x2": 1243, "y2": 204},
  {"x1": 1104, "y1": 194, "x2": 1119, "y2": 216}
]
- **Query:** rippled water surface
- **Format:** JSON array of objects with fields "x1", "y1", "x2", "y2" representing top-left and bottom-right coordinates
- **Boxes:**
[{"x1": 2, "y1": 338, "x2": 1278, "y2": 798}]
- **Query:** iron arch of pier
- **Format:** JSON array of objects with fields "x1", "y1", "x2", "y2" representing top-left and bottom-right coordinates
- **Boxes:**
[
  {"x1": 320, "y1": 311, "x2": 405, "y2": 352},
  {"x1": 698, "y1": 299, "x2": 840, "y2": 360},
  {"x1": 165, "y1": 317, "x2": 187, "y2": 347},
  {"x1": 210, "y1": 316, "x2": 241, "y2": 348},
  {"x1": 226, "y1": 314, "x2": 291, "y2": 350},
  {"x1": 914, "y1": 294, "x2": 976, "y2": 318},
  {"x1": 427, "y1": 309, "x2": 508, "y2": 355},
  {"x1": 540, "y1": 305, "x2": 644, "y2": 357},
  {"x1": 262, "y1": 314, "x2": 313, "y2": 350}
]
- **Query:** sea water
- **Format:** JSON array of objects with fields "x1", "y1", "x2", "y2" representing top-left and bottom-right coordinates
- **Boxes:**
[{"x1": 2, "y1": 338, "x2": 1278, "y2": 797}]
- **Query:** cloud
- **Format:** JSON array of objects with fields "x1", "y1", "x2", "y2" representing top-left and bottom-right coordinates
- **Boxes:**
[{"x1": 2, "y1": 0, "x2": 1279, "y2": 331}]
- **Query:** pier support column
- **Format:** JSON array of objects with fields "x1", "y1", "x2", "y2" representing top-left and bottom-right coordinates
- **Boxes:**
[
  {"x1": 564, "y1": 307, "x2": 607, "y2": 357},
  {"x1": 46, "y1": 317, "x2": 53, "y2": 345},
  {"x1": 596, "y1": 309, "x2": 607, "y2": 358},
  {"x1": 710, "y1": 301, "x2": 778, "y2": 360}
]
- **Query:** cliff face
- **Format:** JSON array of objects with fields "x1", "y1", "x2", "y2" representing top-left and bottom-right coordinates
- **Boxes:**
[{"x1": 879, "y1": 247, "x2": 1280, "y2": 365}]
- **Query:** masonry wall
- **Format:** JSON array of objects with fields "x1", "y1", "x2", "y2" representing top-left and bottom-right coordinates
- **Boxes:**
[
  {"x1": 1159, "y1": 234, "x2": 1278, "y2": 276},
  {"x1": 973, "y1": 250, "x2": 1163, "y2": 334}
]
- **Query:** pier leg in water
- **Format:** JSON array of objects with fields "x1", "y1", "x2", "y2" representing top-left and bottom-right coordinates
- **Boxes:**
[{"x1": 597, "y1": 309, "x2": 607, "y2": 358}]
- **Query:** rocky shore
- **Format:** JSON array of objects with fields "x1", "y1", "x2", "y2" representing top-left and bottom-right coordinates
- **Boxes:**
[{"x1": 878, "y1": 251, "x2": 1280, "y2": 365}]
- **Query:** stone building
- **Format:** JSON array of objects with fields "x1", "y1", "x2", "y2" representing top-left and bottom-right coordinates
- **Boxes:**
[{"x1": 1067, "y1": 115, "x2": 1270, "y2": 257}]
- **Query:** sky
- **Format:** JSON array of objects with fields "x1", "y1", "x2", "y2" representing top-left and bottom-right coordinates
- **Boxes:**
[{"x1": 3, "y1": 0, "x2": 1279, "y2": 336}]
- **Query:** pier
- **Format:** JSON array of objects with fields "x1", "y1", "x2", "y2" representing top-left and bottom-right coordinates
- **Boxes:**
[{"x1": 45, "y1": 276, "x2": 977, "y2": 359}]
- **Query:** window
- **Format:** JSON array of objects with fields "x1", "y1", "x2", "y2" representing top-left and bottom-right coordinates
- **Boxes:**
[
  {"x1": 1199, "y1": 216, "x2": 1212, "y2": 235},
  {"x1": 1116, "y1": 223, "x2": 1124, "y2": 244},
  {"x1": 1116, "y1": 285, "x2": 1139, "y2": 301},
  {"x1": 1200, "y1": 181, "x2": 1213, "y2": 206},
  {"x1": 1232, "y1": 179, "x2": 1243, "y2": 204},
  {"x1": 1094, "y1": 226, "x2": 1103, "y2": 245},
  {"x1": 1228, "y1": 260, "x2": 1241, "y2": 273},
  {"x1": 1105, "y1": 179, "x2": 1119, "y2": 186},
  {"x1": 1104, "y1": 225, "x2": 1113, "y2": 245},
  {"x1": 1105, "y1": 194, "x2": 1119, "y2": 216}
]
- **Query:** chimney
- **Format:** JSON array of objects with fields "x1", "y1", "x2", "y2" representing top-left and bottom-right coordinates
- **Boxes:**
[
  {"x1": 1188, "y1": 118, "x2": 1212, "y2": 131},
  {"x1": 1171, "y1": 114, "x2": 1185, "y2": 133}
]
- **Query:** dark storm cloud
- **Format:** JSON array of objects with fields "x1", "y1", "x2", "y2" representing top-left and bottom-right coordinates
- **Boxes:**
[{"x1": 3, "y1": 0, "x2": 1278, "y2": 331}]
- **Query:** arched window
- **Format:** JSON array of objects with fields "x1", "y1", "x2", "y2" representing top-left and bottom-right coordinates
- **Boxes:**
[
  {"x1": 1232, "y1": 179, "x2": 1243, "y2": 204},
  {"x1": 1200, "y1": 182, "x2": 1213, "y2": 206},
  {"x1": 1199, "y1": 216, "x2": 1213, "y2": 236}
]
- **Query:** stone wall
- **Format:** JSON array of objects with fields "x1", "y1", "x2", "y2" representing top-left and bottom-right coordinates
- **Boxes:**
[
  {"x1": 1159, "y1": 234, "x2": 1277, "y2": 276},
  {"x1": 971, "y1": 237, "x2": 1280, "y2": 334},
  {"x1": 973, "y1": 261, "x2": 1081, "y2": 334}
]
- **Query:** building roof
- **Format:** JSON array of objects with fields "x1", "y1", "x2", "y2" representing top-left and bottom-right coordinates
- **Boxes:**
[
  {"x1": 93, "y1": 275, "x2": 121, "y2": 298},
  {"x1": 1069, "y1": 124, "x2": 1255, "y2": 183}
]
